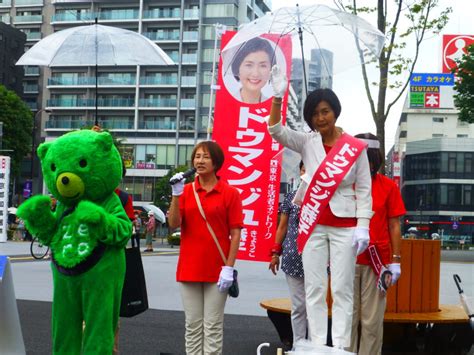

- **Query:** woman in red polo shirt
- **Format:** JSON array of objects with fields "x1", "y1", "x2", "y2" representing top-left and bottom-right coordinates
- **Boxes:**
[
  {"x1": 168, "y1": 141, "x2": 243, "y2": 355},
  {"x1": 349, "y1": 133, "x2": 406, "y2": 355}
]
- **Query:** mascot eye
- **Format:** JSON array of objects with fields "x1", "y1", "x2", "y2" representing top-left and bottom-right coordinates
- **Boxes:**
[
  {"x1": 79, "y1": 159, "x2": 87, "y2": 168},
  {"x1": 51, "y1": 163, "x2": 56, "y2": 172}
]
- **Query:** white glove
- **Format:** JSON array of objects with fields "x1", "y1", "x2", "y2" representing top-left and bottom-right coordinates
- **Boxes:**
[
  {"x1": 217, "y1": 266, "x2": 234, "y2": 293},
  {"x1": 387, "y1": 263, "x2": 401, "y2": 285},
  {"x1": 270, "y1": 65, "x2": 288, "y2": 98},
  {"x1": 352, "y1": 227, "x2": 369, "y2": 256},
  {"x1": 170, "y1": 172, "x2": 185, "y2": 196}
]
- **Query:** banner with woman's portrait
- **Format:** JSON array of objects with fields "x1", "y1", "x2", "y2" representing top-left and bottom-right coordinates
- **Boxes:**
[{"x1": 212, "y1": 31, "x2": 292, "y2": 261}]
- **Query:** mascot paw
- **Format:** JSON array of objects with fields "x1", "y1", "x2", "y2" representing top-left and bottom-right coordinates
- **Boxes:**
[
  {"x1": 75, "y1": 200, "x2": 105, "y2": 225},
  {"x1": 17, "y1": 195, "x2": 51, "y2": 223}
]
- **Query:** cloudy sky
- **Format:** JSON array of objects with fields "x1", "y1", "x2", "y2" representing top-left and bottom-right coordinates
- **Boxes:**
[{"x1": 270, "y1": 0, "x2": 473, "y2": 151}]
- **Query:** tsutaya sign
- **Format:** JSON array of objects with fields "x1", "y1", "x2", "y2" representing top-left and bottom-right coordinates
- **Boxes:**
[
  {"x1": 409, "y1": 73, "x2": 454, "y2": 109},
  {"x1": 0, "y1": 156, "x2": 10, "y2": 242},
  {"x1": 442, "y1": 34, "x2": 474, "y2": 74}
]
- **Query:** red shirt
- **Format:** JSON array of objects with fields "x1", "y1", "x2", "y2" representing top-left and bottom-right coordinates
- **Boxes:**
[
  {"x1": 176, "y1": 177, "x2": 243, "y2": 282},
  {"x1": 357, "y1": 174, "x2": 406, "y2": 265},
  {"x1": 318, "y1": 144, "x2": 357, "y2": 227}
]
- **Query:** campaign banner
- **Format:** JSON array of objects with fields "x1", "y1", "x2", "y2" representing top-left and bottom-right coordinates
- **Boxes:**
[{"x1": 212, "y1": 31, "x2": 292, "y2": 262}]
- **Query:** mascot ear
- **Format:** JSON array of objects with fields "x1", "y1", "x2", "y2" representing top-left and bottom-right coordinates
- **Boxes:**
[
  {"x1": 37, "y1": 142, "x2": 51, "y2": 160},
  {"x1": 94, "y1": 132, "x2": 113, "y2": 152}
]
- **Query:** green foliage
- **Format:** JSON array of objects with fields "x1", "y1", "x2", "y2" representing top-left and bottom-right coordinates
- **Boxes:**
[
  {"x1": 453, "y1": 44, "x2": 474, "y2": 123},
  {"x1": 154, "y1": 166, "x2": 195, "y2": 212},
  {"x1": 0, "y1": 85, "x2": 33, "y2": 177},
  {"x1": 167, "y1": 232, "x2": 181, "y2": 246}
]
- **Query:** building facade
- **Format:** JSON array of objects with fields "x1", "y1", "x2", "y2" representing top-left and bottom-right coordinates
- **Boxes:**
[
  {"x1": 0, "y1": 22, "x2": 25, "y2": 97},
  {"x1": 2, "y1": 0, "x2": 271, "y2": 203}
]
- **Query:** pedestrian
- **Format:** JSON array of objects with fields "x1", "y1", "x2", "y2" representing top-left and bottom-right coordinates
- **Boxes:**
[
  {"x1": 168, "y1": 141, "x2": 243, "y2": 355},
  {"x1": 349, "y1": 133, "x2": 406, "y2": 355},
  {"x1": 144, "y1": 211, "x2": 156, "y2": 252},
  {"x1": 269, "y1": 161, "x2": 308, "y2": 347},
  {"x1": 132, "y1": 212, "x2": 142, "y2": 248},
  {"x1": 15, "y1": 217, "x2": 25, "y2": 241},
  {"x1": 267, "y1": 66, "x2": 373, "y2": 349}
]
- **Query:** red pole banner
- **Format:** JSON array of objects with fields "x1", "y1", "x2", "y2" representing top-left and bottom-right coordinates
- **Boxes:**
[{"x1": 212, "y1": 31, "x2": 292, "y2": 261}]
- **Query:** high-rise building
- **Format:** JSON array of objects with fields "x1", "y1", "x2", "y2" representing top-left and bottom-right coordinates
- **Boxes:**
[
  {"x1": 3, "y1": 0, "x2": 272, "y2": 202},
  {"x1": 0, "y1": 22, "x2": 26, "y2": 97}
]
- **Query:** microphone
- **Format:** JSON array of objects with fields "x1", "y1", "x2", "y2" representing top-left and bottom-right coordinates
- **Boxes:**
[{"x1": 169, "y1": 167, "x2": 196, "y2": 185}]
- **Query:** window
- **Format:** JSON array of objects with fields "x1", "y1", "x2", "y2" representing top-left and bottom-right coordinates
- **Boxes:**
[
  {"x1": 399, "y1": 131, "x2": 407, "y2": 138},
  {"x1": 462, "y1": 185, "x2": 472, "y2": 206},
  {"x1": 432, "y1": 117, "x2": 444, "y2": 123},
  {"x1": 156, "y1": 145, "x2": 176, "y2": 168},
  {"x1": 201, "y1": 48, "x2": 215, "y2": 62},
  {"x1": 432, "y1": 134, "x2": 444, "y2": 138},
  {"x1": 448, "y1": 153, "x2": 456, "y2": 173},
  {"x1": 178, "y1": 145, "x2": 194, "y2": 166},
  {"x1": 457, "y1": 134, "x2": 468, "y2": 138}
]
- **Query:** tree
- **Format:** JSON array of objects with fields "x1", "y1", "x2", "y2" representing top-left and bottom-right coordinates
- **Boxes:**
[
  {"x1": 0, "y1": 85, "x2": 33, "y2": 177},
  {"x1": 335, "y1": 0, "x2": 452, "y2": 171},
  {"x1": 453, "y1": 44, "x2": 474, "y2": 123},
  {"x1": 154, "y1": 166, "x2": 195, "y2": 213}
]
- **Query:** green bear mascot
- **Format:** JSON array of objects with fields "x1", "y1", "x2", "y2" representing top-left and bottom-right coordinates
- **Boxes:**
[{"x1": 17, "y1": 130, "x2": 132, "y2": 354}]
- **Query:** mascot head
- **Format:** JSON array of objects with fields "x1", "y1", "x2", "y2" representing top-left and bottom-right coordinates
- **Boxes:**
[{"x1": 37, "y1": 130, "x2": 122, "y2": 206}]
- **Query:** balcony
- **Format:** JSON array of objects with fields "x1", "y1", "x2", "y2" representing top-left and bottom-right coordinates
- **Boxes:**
[
  {"x1": 143, "y1": 8, "x2": 180, "y2": 20},
  {"x1": 181, "y1": 76, "x2": 196, "y2": 87},
  {"x1": 143, "y1": 31, "x2": 180, "y2": 42},
  {"x1": 99, "y1": 9, "x2": 138, "y2": 21},
  {"x1": 139, "y1": 76, "x2": 178, "y2": 86},
  {"x1": 24, "y1": 66, "x2": 40, "y2": 76},
  {"x1": 14, "y1": 14, "x2": 42, "y2": 23},
  {"x1": 0, "y1": 14, "x2": 11, "y2": 23},
  {"x1": 166, "y1": 53, "x2": 179, "y2": 62},
  {"x1": 26, "y1": 32, "x2": 42, "y2": 41},
  {"x1": 47, "y1": 77, "x2": 136, "y2": 86},
  {"x1": 183, "y1": 9, "x2": 199, "y2": 19},
  {"x1": 182, "y1": 53, "x2": 197, "y2": 65},
  {"x1": 138, "y1": 120, "x2": 176, "y2": 130},
  {"x1": 45, "y1": 119, "x2": 94, "y2": 129},
  {"x1": 183, "y1": 31, "x2": 198, "y2": 41},
  {"x1": 15, "y1": 0, "x2": 43, "y2": 6},
  {"x1": 26, "y1": 102, "x2": 37, "y2": 110},
  {"x1": 0, "y1": 0, "x2": 11, "y2": 7},
  {"x1": 98, "y1": 119, "x2": 134, "y2": 129},
  {"x1": 23, "y1": 84, "x2": 39, "y2": 93},
  {"x1": 180, "y1": 98, "x2": 195, "y2": 109},
  {"x1": 51, "y1": 12, "x2": 95, "y2": 23},
  {"x1": 47, "y1": 98, "x2": 135, "y2": 107},
  {"x1": 139, "y1": 98, "x2": 177, "y2": 108},
  {"x1": 97, "y1": 98, "x2": 135, "y2": 107}
]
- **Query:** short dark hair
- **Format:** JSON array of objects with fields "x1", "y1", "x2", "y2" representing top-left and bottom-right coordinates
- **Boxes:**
[
  {"x1": 231, "y1": 37, "x2": 276, "y2": 81},
  {"x1": 299, "y1": 160, "x2": 304, "y2": 170},
  {"x1": 354, "y1": 132, "x2": 383, "y2": 176},
  {"x1": 191, "y1": 141, "x2": 225, "y2": 173},
  {"x1": 303, "y1": 88, "x2": 341, "y2": 130}
]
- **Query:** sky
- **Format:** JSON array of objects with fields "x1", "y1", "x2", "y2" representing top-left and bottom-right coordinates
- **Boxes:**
[{"x1": 269, "y1": 0, "x2": 474, "y2": 151}]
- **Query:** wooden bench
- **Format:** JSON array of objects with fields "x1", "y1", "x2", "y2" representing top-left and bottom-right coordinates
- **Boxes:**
[{"x1": 260, "y1": 239, "x2": 473, "y2": 353}]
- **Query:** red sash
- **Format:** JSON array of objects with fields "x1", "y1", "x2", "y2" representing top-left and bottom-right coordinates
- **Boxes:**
[{"x1": 297, "y1": 133, "x2": 367, "y2": 253}]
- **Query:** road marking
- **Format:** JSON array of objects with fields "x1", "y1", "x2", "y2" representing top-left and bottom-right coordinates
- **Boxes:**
[{"x1": 9, "y1": 251, "x2": 179, "y2": 263}]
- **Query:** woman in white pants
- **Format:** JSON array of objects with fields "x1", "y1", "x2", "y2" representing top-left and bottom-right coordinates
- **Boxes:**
[
  {"x1": 269, "y1": 162, "x2": 308, "y2": 347},
  {"x1": 268, "y1": 66, "x2": 373, "y2": 349}
]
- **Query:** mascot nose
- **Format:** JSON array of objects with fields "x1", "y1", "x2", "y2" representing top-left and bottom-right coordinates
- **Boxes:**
[{"x1": 56, "y1": 172, "x2": 85, "y2": 199}]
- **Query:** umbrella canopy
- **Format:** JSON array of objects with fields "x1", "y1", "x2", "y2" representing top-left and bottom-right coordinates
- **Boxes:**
[
  {"x1": 142, "y1": 205, "x2": 166, "y2": 224},
  {"x1": 16, "y1": 24, "x2": 175, "y2": 67},
  {"x1": 222, "y1": 4, "x2": 385, "y2": 93}
]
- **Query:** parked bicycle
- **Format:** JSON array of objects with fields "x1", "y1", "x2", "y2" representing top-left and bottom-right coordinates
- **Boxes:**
[{"x1": 30, "y1": 237, "x2": 50, "y2": 260}]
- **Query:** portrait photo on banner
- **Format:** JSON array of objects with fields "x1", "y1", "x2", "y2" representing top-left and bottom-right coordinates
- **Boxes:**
[{"x1": 221, "y1": 36, "x2": 287, "y2": 105}]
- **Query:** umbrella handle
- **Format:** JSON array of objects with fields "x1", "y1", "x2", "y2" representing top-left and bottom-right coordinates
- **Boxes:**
[{"x1": 453, "y1": 274, "x2": 464, "y2": 294}]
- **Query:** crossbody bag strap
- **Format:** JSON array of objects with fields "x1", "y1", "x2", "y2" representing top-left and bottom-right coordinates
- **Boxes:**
[{"x1": 192, "y1": 182, "x2": 227, "y2": 264}]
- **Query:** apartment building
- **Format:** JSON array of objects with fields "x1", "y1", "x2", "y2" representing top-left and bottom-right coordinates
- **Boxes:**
[
  {"x1": 1, "y1": 0, "x2": 272, "y2": 202},
  {"x1": 0, "y1": 22, "x2": 25, "y2": 97}
]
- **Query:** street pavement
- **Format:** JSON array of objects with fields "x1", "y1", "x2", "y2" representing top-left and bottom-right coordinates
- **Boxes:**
[{"x1": 2, "y1": 240, "x2": 474, "y2": 354}]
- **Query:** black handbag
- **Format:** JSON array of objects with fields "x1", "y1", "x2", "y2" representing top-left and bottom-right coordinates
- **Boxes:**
[
  {"x1": 192, "y1": 183, "x2": 239, "y2": 298},
  {"x1": 120, "y1": 246, "x2": 149, "y2": 317}
]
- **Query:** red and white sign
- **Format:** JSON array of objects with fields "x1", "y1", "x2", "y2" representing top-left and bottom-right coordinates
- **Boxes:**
[
  {"x1": 442, "y1": 34, "x2": 474, "y2": 73},
  {"x1": 424, "y1": 92, "x2": 440, "y2": 108},
  {"x1": 212, "y1": 31, "x2": 292, "y2": 261}
]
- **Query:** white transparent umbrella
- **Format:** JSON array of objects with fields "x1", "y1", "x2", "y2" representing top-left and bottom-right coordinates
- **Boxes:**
[
  {"x1": 142, "y1": 205, "x2": 166, "y2": 224},
  {"x1": 16, "y1": 24, "x2": 174, "y2": 67},
  {"x1": 16, "y1": 23, "x2": 175, "y2": 125},
  {"x1": 222, "y1": 4, "x2": 385, "y2": 94}
]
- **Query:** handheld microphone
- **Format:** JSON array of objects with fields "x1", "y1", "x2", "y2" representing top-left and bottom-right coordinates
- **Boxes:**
[{"x1": 169, "y1": 167, "x2": 197, "y2": 185}]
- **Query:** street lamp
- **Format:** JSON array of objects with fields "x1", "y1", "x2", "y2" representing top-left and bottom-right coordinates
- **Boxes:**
[{"x1": 30, "y1": 108, "x2": 50, "y2": 195}]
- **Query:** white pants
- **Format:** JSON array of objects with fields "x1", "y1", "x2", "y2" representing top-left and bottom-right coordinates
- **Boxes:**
[
  {"x1": 302, "y1": 225, "x2": 356, "y2": 348},
  {"x1": 180, "y1": 282, "x2": 228, "y2": 355},
  {"x1": 349, "y1": 264, "x2": 386, "y2": 355},
  {"x1": 286, "y1": 274, "x2": 308, "y2": 343}
]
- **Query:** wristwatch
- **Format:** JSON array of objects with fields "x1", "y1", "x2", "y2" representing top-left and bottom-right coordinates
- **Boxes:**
[{"x1": 392, "y1": 254, "x2": 401, "y2": 261}]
